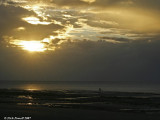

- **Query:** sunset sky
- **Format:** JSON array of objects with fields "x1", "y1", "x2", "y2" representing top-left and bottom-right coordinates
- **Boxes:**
[{"x1": 0, "y1": 0, "x2": 160, "y2": 81}]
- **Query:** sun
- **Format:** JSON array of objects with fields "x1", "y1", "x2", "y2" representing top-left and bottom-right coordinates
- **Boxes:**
[
  {"x1": 10, "y1": 40, "x2": 57, "y2": 52},
  {"x1": 18, "y1": 41, "x2": 47, "y2": 52}
]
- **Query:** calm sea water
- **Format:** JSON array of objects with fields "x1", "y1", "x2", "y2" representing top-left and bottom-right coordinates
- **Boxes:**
[{"x1": 0, "y1": 81, "x2": 160, "y2": 93}]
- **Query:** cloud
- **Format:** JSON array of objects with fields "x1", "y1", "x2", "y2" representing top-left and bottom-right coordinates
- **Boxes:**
[
  {"x1": 0, "y1": 5, "x2": 64, "y2": 42},
  {"x1": 0, "y1": 0, "x2": 160, "y2": 83},
  {"x1": 3, "y1": 0, "x2": 160, "y2": 36},
  {"x1": 4, "y1": 0, "x2": 160, "y2": 11},
  {"x1": 0, "y1": 39, "x2": 160, "y2": 81}
]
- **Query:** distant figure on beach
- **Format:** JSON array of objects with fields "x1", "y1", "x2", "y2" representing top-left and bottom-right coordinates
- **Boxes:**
[{"x1": 99, "y1": 88, "x2": 102, "y2": 94}]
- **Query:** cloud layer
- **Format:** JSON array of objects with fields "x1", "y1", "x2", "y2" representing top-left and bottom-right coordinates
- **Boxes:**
[
  {"x1": 0, "y1": 5, "x2": 63, "y2": 41},
  {"x1": 0, "y1": 0, "x2": 160, "y2": 82},
  {"x1": 0, "y1": 40, "x2": 160, "y2": 81}
]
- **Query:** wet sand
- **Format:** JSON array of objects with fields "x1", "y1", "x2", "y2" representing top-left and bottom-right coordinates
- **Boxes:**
[
  {"x1": 0, "y1": 104, "x2": 160, "y2": 120},
  {"x1": 0, "y1": 89, "x2": 160, "y2": 120}
]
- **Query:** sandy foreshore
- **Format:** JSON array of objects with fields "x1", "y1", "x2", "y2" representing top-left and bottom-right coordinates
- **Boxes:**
[
  {"x1": 0, "y1": 89, "x2": 160, "y2": 120},
  {"x1": 0, "y1": 104, "x2": 160, "y2": 120}
]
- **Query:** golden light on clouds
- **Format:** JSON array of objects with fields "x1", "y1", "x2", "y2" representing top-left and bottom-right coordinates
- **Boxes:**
[
  {"x1": 23, "y1": 17, "x2": 51, "y2": 25},
  {"x1": 56, "y1": 24, "x2": 74, "y2": 39},
  {"x1": 2, "y1": 0, "x2": 160, "y2": 52},
  {"x1": 81, "y1": 0, "x2": 96, "y2": 3},
  {"x1": 23, "y1": 4, "x2": 49, "y2": 21},
  {"x1": 95, "y1": 9, "x2": 160, "y2": 32},
  {"x1": 16, "y1": 27, "x2": 26, "y2": 31}
]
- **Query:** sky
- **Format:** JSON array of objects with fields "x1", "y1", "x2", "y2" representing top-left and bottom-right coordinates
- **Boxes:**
[{"x1": 0, "y1": 0, "x2": 160, "y2": 81}]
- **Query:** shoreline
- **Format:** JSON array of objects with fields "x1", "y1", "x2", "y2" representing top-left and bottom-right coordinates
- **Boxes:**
[
  {"x1": 0, "y1": 104, "x2": 160, "y2": 120},
  {"x1": 0, "y1": 89, "x2": 160, "y2": 120}
]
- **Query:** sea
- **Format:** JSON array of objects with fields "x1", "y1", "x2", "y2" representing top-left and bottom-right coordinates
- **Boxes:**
[{"x1": 0, "y1": 81, "x2": 160, "y2": 93}]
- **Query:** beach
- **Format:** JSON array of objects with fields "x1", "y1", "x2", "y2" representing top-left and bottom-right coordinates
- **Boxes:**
[
  {"x1": 0, "y1": 104, "x2": 160, "y2": 120},
  {"x1": 0, "y1": 89, "x2": 160, "y2": 120},
  {"x1": 1, "y1": 1, "x2": 160, "y2": 120}
]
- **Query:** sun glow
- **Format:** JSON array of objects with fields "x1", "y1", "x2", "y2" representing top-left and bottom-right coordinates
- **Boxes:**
[
  {"x1": 12, "y1": 40, "x2": 47, "y2": 52},
  {"x1": 20, "y1": 41, "x2": 47, "y2": 52}
]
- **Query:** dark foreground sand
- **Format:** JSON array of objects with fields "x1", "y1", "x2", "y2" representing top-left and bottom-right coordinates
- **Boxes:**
[
  {"x1": 0, "y1": 104, "x2": 160, "y2": 120},
  {"x1": 0, "y1": 89, "x2": 160, "y2": 120}
]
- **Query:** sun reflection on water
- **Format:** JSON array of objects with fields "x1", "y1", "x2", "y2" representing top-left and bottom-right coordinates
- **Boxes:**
[
  {"x1": 26, "y1": 89, "x2": 38, "y2": 91},
  {"x1": 18, "y1": 95, "x2": 33, "y2": 99},
  {"x1": 24, "y1": 84, "x2": 40, "y2": 91}
]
